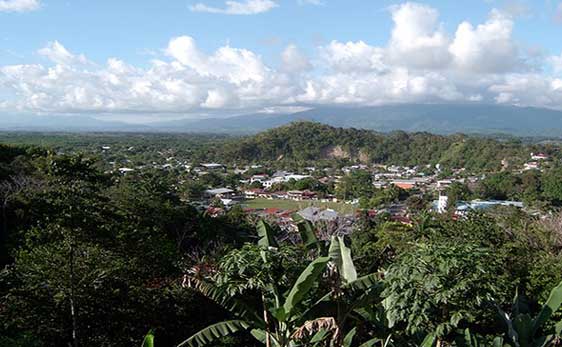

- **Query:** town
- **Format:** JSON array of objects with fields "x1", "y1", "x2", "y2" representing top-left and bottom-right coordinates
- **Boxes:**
[{"x1": 108, "y1": 145, "x2": 552, "y2": 230}]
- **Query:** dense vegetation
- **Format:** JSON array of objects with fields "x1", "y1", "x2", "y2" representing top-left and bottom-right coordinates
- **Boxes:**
[
  {"x1": 216, "y1": 122, "x2": 541, "y2": 171},
  {"x1": 1, "y1": 122, "x2": 557, "y2": 172},
  {"x1": 2, "y1": 127, "x2": 562, "y2": 346}
]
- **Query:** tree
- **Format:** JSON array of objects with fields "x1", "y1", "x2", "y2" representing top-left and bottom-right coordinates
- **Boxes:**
[
  {"x1": 542, "y1": 168, "x2": 562, "y2": 206},
  {"x1": 446, "y1": 182, "x2": 471, "y2": 210},
  {"x1": 382, "y1": 242, "x2": 508, "y2": 343},
  {"x1": 182, "y1": 180, "x2": 206, "y2": 201},
  {"x1": 335, "y1": 170, "x2": 373, "y2": 201}
]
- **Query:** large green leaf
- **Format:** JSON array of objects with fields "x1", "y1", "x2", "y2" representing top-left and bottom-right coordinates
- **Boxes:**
[
  {"x1": 420, "y1": 332, "x2": 436, "y2": 347},
  {"x1": 292, "y1": 214, "x2": 319, "y2": 250},
  {"x1": 177, "y1": 320, "x2": 251, "y2": 347},
  {"x1": 257, "y1": 220, "x2": 278, "y2": 248},
  {"x1": 347, "y1": 273, "x2": 381, "y2": 291},
  {"x1": 142, "y1": 330, "x2": 155, "y2": 347},
  {"x1": 328, "y1": 236, "x2": 357, "y2": 284},
  {"x1": 358, "y1": 336, "x2": 388, "y2": 347},
  {"x1": 532, "y1": 280, "x2": 562, "y2": 334},
  {"x1": 310, "y1": 329, "x2": 329, "y2": 344},
  {"x1": 280, "y1": 256, "x2": 330, "y2": 321},
  {"x1": 492, "y1": 337, "x2": 505, "y2": 347},
  {"x1": 188, "y1": 279, "x2": 263, "y2": 325},
  {"x1": 497, "y1": 306, "x2": 520, "y2": 346},
  {"x1": 343, "y1": 327, "x2": 357, "y2": 347}
]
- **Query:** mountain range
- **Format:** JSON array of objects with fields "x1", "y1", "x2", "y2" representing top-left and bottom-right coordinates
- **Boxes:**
[{"x1": 3, "y1": 104, "x2": 562, "y2": 136}]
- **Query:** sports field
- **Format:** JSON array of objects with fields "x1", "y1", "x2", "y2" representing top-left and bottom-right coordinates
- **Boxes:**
[{"x1": 242, "y1": 198, "x2": 357, "y2": 215}]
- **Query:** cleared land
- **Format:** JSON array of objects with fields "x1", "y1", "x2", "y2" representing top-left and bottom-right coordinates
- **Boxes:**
[{"x1": 242, "y1": 198, "x2": 357, "y2": 215}]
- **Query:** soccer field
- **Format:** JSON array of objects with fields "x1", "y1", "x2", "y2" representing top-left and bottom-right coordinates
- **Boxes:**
[{"x1": 242, "y1": 198, "x2": 357, "y2": 215}]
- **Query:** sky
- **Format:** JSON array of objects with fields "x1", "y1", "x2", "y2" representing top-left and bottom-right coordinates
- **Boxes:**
[{"x1": 1, "y1": 0, "x2": 562, "y2": 123}]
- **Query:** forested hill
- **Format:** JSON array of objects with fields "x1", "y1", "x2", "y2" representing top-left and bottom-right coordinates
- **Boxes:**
[{"x1": 214, "y1": 122, "x2": 540, "y2": 170}]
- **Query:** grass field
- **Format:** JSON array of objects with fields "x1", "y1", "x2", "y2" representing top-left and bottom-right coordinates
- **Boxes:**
[{"x1": 242, "y1": 198, "x2": 357, "y2": 215}]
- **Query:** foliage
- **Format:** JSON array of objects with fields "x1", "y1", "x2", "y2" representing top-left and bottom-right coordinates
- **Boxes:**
[{"x1": 382, "y1": 242, "x2": 508, "y2": 341}]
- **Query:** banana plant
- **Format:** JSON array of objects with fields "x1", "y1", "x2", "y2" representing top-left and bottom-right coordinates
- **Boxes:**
[
  {"x1": 497, "y1": 280, "x2": 562, "y2": 347},
  {"x1": 178, "y1": 220, "x2": 383, "y2": 347},
  {"x1": 454, "y1": 329, "x2": 504, "y2": 347},
  {"x1": 141, "y1": 330, "x2": 155, "y2": 347}
]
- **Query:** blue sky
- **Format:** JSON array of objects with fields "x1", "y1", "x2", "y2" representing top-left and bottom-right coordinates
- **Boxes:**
[{"x1": 1, "y1": 0, "x2": 562, "y2": 122}]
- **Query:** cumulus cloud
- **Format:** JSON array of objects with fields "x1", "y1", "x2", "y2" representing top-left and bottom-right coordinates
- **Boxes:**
[
  {"x1": 319, "y1": 41, "x2": 386, "y2": 73},
  {"x1": 0, "y1": 38, "x2": 297, "y2": 114},
  {"x1": 449, "y1": 10, "x2": 521, "y2": 73},
  {"x1": 38, "y1": 41, "x2": 89, "y2": 66},
  {"x1": 0, "y1": 0, "x2": 39, "y2": 12},
  {"x1": 387, "y1": 2, "x2": 451, "y2": 69},
  {"x1": 189, "y1": 0, "x2": 278, "y2": 15},
  {"x1": 551, "y1": 53, "x2": 562, "y2": 74},
  {"x1": 2, "y1": 2, "x2": 562, "y2": 119},
  {"x1": 281, "y1": 44, "x2": 311, "y2": 73}
]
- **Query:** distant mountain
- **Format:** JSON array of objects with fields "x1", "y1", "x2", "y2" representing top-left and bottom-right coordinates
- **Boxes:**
[
  {"x1": 155, "y1": 104, "x2": 562, "y2": 136},
  {"x1": 3, "y1": 104, "x2": 562, "y2": 136},
  {"x1": 0, "y1": 114, "x2": 150, "y2": 132}
]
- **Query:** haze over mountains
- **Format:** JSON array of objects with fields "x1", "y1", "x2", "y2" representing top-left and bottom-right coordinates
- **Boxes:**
[{"x1": 3, "y1": 104, "x2": 562, "y2": 137}]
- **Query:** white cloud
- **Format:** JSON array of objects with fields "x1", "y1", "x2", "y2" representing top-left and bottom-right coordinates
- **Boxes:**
[
  {"x1": 3, "y1": 3, "x2": 562, "y2": 119},
  {"x1": 388, "y1": 2, "x2": 451, "y2": 69},
  {"x1": 0, "y1": 0, "x2": 39, "y2": 12},
  {"x1": 38, "y1": 41, "x2": 89, "y2": 66},
  {"x1": 319, "y1": 40, "x2": 386, "y2": 73},
  {"x1": 0, "y1": 38, "x2": 296, "y2": 115},
  {"x1": 166, "y1": 35, "x2": 269, "y2": 84},
  {"x1": 281, "y1": 44, "x2": 311, "y2": 73},
  {"x1": 189, "y1": 0, "x2": 278, "y2": 15},
  {"x1": 551, "y1": 53, "x2": 562, "y2": 74},
  {"x1": 449, "y1": 10, "x2": 521, "y2": 73}
]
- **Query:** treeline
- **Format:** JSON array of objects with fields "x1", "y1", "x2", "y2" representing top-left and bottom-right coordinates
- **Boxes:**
[
  {"x1": 214, "y1": 122, "x2": 549, "y2": 171},
  {"x1": 0, "y1": 123, "x2": 557, "y2": 173}
]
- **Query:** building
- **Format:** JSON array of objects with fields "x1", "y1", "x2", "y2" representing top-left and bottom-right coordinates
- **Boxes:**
[
  {"x1": 524, "y1": 162, "x2": 540, "y2": 171},
  {"x1": 200, "y1": 163, "x2": 226, "y2": 171},
  {"x1": 531, "y1": 153, "x2": 549, "y2": 161},
  {"x1": 437, "y1": 194, "x2": 448, "y2": 213},
  {"x1": 118, "y1": 168, "x2": 135, "y2": 174},
  {"x1": 298, "y1": 207, "x2": 339, "y2": 223},
  {"x1": 287, "y1": 190, "x2": 317, "y2": 201},
  {"x1": 204, "y1": 188, "x2": 236, "y2": 199},
  {"x1": 434, "y1": 198, "x2": 524, "y2": 215},
  {"x1": 250, "y1": 174, "x2": 269, "y2": 183},
  {"x1": 391, "y1": 180, "x2": 417, "y2": 190}
]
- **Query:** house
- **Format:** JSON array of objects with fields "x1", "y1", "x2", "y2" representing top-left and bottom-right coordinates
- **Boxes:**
[
  {"x1": 531, "y1": 153, "x2": 549, "y2": 161},
  {"x1": 524, "y1": 162, "x2": 540, "y2": 170},
  {"x1": 437, "y1": 179, "x2": 453, "y2": 189},
  {"x1": 118, "y1": 168, "x2": 135, "y2": 174},
  {"x1": 200, "y1": 163, "x2": 226, "y2": 172},
  {"x1": 204, "y1": 188, "x2": 236, "y2": 199},
  {"x1": 250, "y1": 174, "x2": 269, "y2": 183},
  {"x1": 244, "y1": 188, "x2": 264, "y2": 199},
  {"x1": 434, "y1": 199, "x2": 524, "y2": 215},
  {"x1": 262, "y1": 173, "x2": 311, "y2": 189},
  {"x1": 391, "y1": 180, "x2": 417, "y2": 190},
  {"x1": 287, "y1": 190, "x2": 317, "y2": 201}
]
